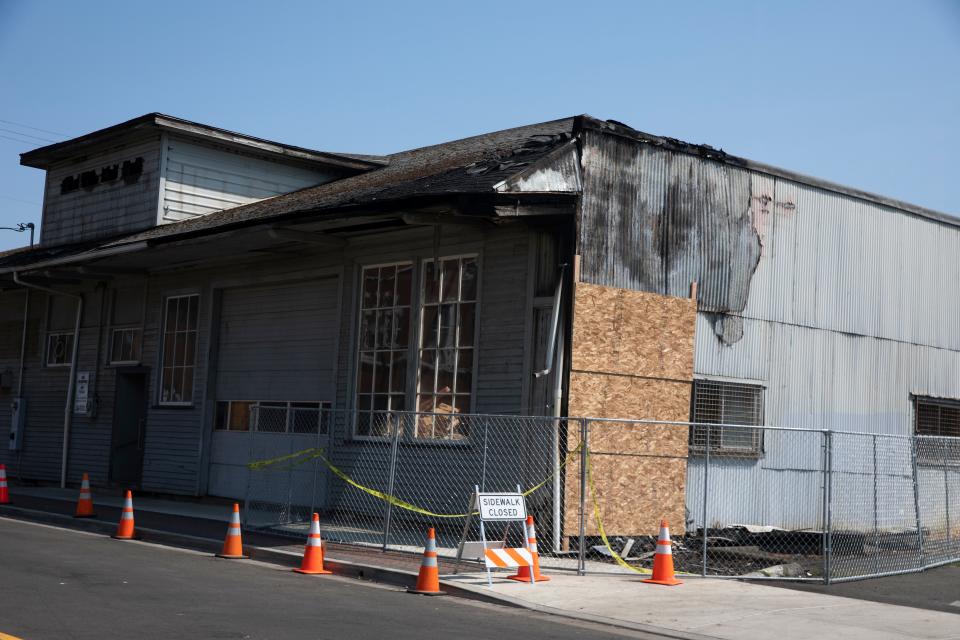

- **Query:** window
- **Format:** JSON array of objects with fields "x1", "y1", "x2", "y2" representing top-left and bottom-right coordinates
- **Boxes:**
[
  {"x1": 689, "y1": 379, "x2": 764, "y2": 455},
  {"x1": 46, "y1": 332, "x2": 75, "y2": 367},
  {"x1": 110, "y1": 327, "x2": 142, "y2": 364},
  {"x1": 415, "y1": 256, "x2": 478, "y2": 440},
  {"x1": 914, "y1": 396, "x2": 960, "y2": 464},
  {"x1": 159, "y1": 294, "x2": 199, "y2": 405},
  {"x1": 356, "y1": 263, "x2": 413, "y2": 437},
  {"x1": 215, "y1": 401, "x2": 331, "y2": 434}
]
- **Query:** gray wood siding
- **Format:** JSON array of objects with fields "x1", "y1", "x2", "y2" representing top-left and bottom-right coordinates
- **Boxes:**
[
  {"x1": 216, "y1": 279, "x2": 339, "y2": 402},
  {"x1": 3, "y1": 222, "x2": 538, "y2": 496},
  {"x1": 40, "y1": 135, "x2": 162, "y2": 247}
]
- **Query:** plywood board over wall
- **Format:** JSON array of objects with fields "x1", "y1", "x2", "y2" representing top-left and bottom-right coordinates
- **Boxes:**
[{"x1": 565, "y1": 282, "x2": 696, "y2": 539}]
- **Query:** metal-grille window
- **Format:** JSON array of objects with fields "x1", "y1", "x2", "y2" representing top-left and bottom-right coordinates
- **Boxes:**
[
  {"x1": 45, "y1": 331, "x2": 75, "y2": 367},
  {"x1": 689, "y1": 379, "x2": 764, "y2": 455},
  {"x1": 216, "y1": 401, "x2": 331, "y2": 434},
  {"x1": 416, "y1": 256, "x2": 478, "y2": 440},
  {"x1": 356, "y1": 263, "x2": 413, "y2": 437},
  {"x1": 109, "y1": 327, "x2": 142, "y2": 364},
  {"x1": 159, "y1": 294, "x2": 199, "y2": 405},
  {"x1": 914, "y1": 396, "x2": 960, "y2": 464}
]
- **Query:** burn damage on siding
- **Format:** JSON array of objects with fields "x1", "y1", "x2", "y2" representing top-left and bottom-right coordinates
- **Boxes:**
[{"x1": 578, "y1": 129, "x2": 761, "y2": 345}]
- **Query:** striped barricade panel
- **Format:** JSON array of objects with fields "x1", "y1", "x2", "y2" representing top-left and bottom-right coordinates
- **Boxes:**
[{"x1": 484, "y1": 548, "x2": 533, "y2": 569}]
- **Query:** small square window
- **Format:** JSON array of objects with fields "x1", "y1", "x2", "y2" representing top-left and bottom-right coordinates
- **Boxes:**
[
  {"x1": 110, "y1": 327, "x2": 142, "y2": 364},
  {"x1": 689, "y1": 380, "x2": 764, "y2": 456},
  {"x1": 914, "y1": 396, "x2": 960, "y2": 465},
  {"x1": 46, "y1": 332, "x2": 75, "y2": 367}
]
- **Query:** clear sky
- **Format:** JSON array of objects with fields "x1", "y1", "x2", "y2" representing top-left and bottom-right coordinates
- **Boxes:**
[{"x1": 0, "y1": 0, "x2": 957, "y2": 251}]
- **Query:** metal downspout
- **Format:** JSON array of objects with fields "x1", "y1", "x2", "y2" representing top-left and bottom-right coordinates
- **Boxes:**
[
  {"x1": 13, "y1": 272, "x2": 83, "y2": 489},
  {"x1": 534, "y1": 263, "x2": 567, "y2": 552},
  {"x1": 16, "y1": 290, "x2": 29, "y2": 396}
]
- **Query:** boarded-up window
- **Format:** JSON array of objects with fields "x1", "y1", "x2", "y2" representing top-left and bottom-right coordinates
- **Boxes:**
[
  {"x1": 689, "y1": 379, "x2": 764, "y2": 455},
  {"x1": 915, "y1": 396, "x2": 960, "y2": 465},
  {"x1": 159, "y1": 294, "x2": 199, "y2": 405}
]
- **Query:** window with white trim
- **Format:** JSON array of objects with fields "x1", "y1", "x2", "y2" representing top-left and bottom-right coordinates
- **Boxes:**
[
  {"x1": 215, "y1": 401, "x2": 331, "y2": 434},
  {"x1": 159, "y1": 294, "x2": 199, "y2": 405},
  {"x1": 355, "y1": 263, "x2": 413, "y2": 437},
  {"x1": 110, "y1": 327, "x2": 142, "y2": 365},
  {"x1": 46, "y1": 331, "x2": 75, "y2": 367},
  {"x1": 689, "y1": 379, "x2": 764, "y2": 455},
  {"x1": 415, "y1": 256, "x2": 478, "y2": 440}
]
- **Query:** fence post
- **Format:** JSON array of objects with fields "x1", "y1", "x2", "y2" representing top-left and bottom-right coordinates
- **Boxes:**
[
  {"x1": 942, "y1": 441, "x2": 951, "y2": 548},
  {"x1": 381, "y1": 414, "x2": 402, "y2": 552},
  {"x1": 701, "y1": 424, "x2": 710, "y2": 577},
  {"x1": 872, "y1": 434, "x2": 879, "y2": 576},
  {"x1": 243, "y1": 407, "x2": 256, "y2": 527},
  {"x1": 821, "y1": 430, "x2": 833, "y2": 584},
  {"x1": 910, "y1": 435, "x2": 926, "y2": 569},
  {"x1": 578, "y1": 418, "x2": 588, "y2": 576}
]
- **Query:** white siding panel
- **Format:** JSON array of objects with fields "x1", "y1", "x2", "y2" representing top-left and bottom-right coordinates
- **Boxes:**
[{"x1": 160, "y1": 137, "x2": 332, "y2": 224}]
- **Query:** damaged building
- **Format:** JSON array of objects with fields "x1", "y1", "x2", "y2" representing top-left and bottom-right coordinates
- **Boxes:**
[{"x1": 0, "y1": 113, "x2": 957, "y2": 548}]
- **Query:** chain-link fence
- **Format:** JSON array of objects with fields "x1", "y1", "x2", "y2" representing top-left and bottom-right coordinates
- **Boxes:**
[{"x1": 242, "y1": 409, "x2": 960, "y2": 583}]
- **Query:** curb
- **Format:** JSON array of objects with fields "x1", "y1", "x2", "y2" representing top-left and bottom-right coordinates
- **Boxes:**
[{"x1": 0, "y1": 504, "x2": 709, "y2": 640}]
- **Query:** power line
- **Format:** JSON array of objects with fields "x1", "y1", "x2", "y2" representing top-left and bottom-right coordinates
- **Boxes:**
[
  {"x1": 0, "y1": 117, "x2": 68, "y2": 138},
  {"x1": 0, "y1": 133, "x2": 42, "y2": 146},
  {"x1": 0, "y1": 127, "x2": 58, "y2": 143}
]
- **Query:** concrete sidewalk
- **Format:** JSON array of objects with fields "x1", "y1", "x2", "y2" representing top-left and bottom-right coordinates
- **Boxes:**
[
  {"x1": 445, "y1": 572, "x2": 960, "y2": 640},
  {"x1": 3, "y1": 485, "x2": 958, "y2": 640}
]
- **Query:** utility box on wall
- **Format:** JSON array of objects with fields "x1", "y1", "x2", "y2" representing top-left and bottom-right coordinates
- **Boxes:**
[{"x1": 10, "y1": 397, "x2": 25, "y2": 451}]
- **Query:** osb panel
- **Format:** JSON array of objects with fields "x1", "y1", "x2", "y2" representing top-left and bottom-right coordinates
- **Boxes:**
[
  {"x1": 563, "y1": 454, "x2": 687, "y2": 536},
  {"x1": 567, "y1": 373, "x2": 690, "y2": 457},
  {"x1": 564, "y1": 282, "x2": 696, "y2": 537},
  {"x1": 571, "y1": 282, "x2": 696, "y2": 381}
]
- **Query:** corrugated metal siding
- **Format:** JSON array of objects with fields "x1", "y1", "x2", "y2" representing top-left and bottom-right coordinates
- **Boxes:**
[
  {"x1": 579, "y1": 129, "x2": 960, "y2": 529},
  {"x1": 161, "y1": 137, "x2": 332, "y2": 223},
  {"x1": 40, "y1": 135, "x2": 162, "y2": 246}
]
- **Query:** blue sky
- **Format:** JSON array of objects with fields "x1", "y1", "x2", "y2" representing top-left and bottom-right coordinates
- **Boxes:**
[{"x1": 0, "y1": 0, "x2": 957, "y2": 251}]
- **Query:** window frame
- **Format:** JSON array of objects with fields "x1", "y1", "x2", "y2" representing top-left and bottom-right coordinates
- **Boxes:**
[
  {"x1": 45, "y1": 331, "x2": 76, "y2": 368},
  {"x1": 913, "y1": 395, "x2": 960, "y2": 466},
  {"x1": 157, "y1": 293, "x2": 200, "y2": 407},
  {"x1": 353, "y1": 261, "x2": 416, "y2": 440},
  {"x1": 215, "y1": 400, "x2": 332, "y2": 434},
  {"x1": 108, "y1": 326, "x2": 143, "y2": 366},
  {"x1": 689, "y1": 377, "x2": 765, "y2": 457},
  {"x1": 413, "y1": 253, "x2": 481, "y2": 442}
]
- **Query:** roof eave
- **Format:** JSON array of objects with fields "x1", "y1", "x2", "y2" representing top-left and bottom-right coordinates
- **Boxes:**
[{"x1": 19, "y1": 113, "x2": 387, "y2": 172}]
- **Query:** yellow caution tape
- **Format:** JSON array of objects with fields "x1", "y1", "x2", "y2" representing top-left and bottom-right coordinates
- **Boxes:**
[{"x1": 247, "y1": 442, "x2": 582, "y2": 520}]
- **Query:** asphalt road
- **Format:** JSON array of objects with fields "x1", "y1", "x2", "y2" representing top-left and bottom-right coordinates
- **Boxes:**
[
  {"x1": 0, "y1": 517, "x2": 644, "y2": 640},
  {"x1": 768, "y1": 562, "x2": 960, "y2": 614}
]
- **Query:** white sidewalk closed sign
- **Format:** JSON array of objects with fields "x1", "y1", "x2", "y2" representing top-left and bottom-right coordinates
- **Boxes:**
[{"x1": 477, "y1": 492, "x2": 526, "y2": 521}]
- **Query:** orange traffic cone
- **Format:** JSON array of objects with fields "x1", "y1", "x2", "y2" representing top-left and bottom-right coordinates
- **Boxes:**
[
  {"x1": 74, "y1": 472, "x2": 95, "y2": 518},
  {"x1": 293, "y1": 512, "x2": 332, "y2": 574},
  {"x1": 642, "y1": 519, "x2": 682, "y2": 586},
  {"x1": 216, "y1": 503, "x2": 249, "y2": 559},
  {"x1": 112, "y1": 490, "x2": 137, "y2": 539},
  {"x1": 0, "y1": 464, "x2": 9, "y2": 505},
  {"x1": 508, "y1": 515, "x2": 550, "y2": 582},
  {"x1": 407, "y1": 527, "x2": 445, "y2": 595}
]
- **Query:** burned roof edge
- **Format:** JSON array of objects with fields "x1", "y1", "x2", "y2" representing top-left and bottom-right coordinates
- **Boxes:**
[{"x1": 577, "y1": 116, "x2": 959, "y2": 229}]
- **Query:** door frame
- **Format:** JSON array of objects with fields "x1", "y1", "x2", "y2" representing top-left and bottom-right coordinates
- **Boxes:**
[{"x1": 109, "y1": 366, "x2": 150, "y2": 488}]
